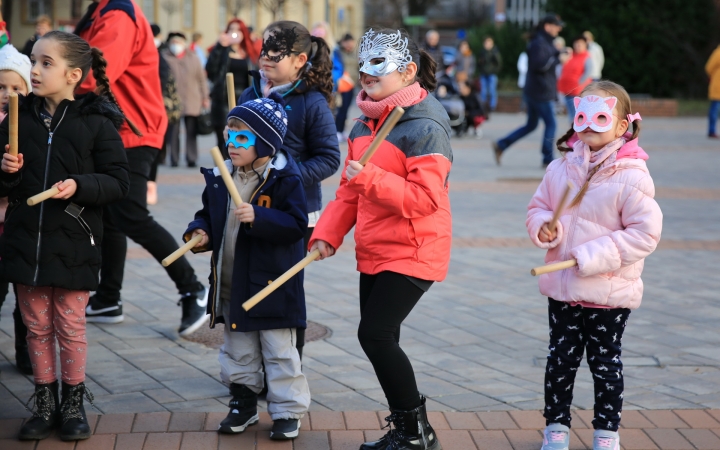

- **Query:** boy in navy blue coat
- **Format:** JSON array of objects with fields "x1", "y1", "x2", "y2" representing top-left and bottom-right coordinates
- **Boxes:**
[{"x1": 184, "y1": 94, "x2": 310, "y2": 440}]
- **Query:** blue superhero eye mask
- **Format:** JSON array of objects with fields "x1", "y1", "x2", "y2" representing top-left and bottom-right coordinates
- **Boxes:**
[{"x1": 226, "y1": 130, "x2": 257, "y2": 150}]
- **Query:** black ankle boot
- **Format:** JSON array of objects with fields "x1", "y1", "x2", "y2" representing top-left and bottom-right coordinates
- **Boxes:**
[
  {"x1": 18, "y1": 381, "x2": 59, "y2": 440},
  {"x1": 13, "y1": 306, "x2": 33, "y2": 376},
  {"x1": 359, "y1": 397, "x2": 441, "y2": 450},
  {"x1": 218, "y1": 383, "x2": 259, "y2": 434},
  {"x1": 59, "y1": 382, "x2": 94, "y2": 441}
]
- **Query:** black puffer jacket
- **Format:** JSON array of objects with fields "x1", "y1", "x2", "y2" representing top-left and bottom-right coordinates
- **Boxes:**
[{"x1": 0, "y1": 93, "x2": 130, "y2": 290}]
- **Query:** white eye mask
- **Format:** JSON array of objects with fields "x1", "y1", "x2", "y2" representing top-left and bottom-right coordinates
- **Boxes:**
[
  {"x1": 573, "y1": 95, "x2": 617, "y2": 133},
  {"x1": 358, "y1": 29, "x2": 413, "y2": 78}
]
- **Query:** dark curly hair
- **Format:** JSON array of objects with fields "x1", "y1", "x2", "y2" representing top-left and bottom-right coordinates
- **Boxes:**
[{"x1": 264, "y1": 21, "x2": 334, "y2": 105}]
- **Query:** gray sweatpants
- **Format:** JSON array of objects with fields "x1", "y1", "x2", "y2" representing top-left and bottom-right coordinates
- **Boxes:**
[{"x1": 218, "y1": 298, "x2": 310, "y2": 420}]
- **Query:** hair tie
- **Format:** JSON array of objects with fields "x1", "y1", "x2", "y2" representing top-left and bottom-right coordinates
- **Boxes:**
[
  {"x1": 304, "y1": 61, "x2": 313, "y2": 72},
  {"x1": 627, "y1": 112, "x2": 642, "y2": 122},
  {"x1": 309, "y1": 40, "x2": 318, "y2": 60}
]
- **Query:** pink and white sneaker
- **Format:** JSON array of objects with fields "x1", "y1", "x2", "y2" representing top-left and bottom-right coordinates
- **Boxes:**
[
  {"x1": 541, "y1": 423, "x2": 570, "y2": 450},
  {"x1": 593, "y1": 430, "x2": 620, "y2": 450}
]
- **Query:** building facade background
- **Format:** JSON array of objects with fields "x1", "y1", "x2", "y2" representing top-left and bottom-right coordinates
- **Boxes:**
[{"x1": 6, "y1": 0, "x2": 364, "y2": 51}]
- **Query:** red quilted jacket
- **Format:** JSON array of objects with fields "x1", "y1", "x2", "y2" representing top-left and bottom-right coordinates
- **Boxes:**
[{"x1": 311, "y1": 95, "x2": 453, "y2": 281}]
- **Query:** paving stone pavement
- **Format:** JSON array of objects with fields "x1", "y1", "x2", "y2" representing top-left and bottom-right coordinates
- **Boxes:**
[
  {"x1": 3, "y1": 409, "x2": 720, "y2": 449},
  {"x1": 1, "y1": 111, "x2": 719, "y2": 444}
]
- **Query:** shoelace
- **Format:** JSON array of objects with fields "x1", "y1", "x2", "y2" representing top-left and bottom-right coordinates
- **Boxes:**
[
  {"x1": 24, "y1": 387, "x2": 55, "y2": 421},
  {"x1": 549, "y1": 431, "x2": 567, "y2": 442},
  {"x1": 61, "y1": 385, "x2": 95, "y2": 422},
  {"x1": 596, "y1": 437, "x2": 613, "y2": 448}
]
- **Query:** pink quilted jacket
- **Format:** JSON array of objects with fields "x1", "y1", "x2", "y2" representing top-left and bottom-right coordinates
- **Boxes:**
[{"x1": 526, "y1": 134, "x2": 662, "y2": 310}]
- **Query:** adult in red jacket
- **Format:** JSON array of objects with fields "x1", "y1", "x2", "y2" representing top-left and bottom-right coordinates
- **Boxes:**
[
  {"x1": 75, "y1": 0, "x2": 207, "y2": 335},
  {"x1": 557, "y1": 36, "x2": 593, "y2": 124}
]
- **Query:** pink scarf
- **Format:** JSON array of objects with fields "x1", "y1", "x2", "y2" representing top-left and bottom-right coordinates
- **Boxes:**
[{"x1": 356, "y1": 82, "x2": 427, "y2": 119}]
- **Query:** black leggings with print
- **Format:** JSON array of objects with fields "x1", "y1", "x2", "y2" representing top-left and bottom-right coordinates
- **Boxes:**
[{"x1": 544, "y1": 298, "x2": 630, "y2": 432}]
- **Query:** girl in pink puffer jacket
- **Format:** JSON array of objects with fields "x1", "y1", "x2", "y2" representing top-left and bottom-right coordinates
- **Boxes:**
[{"x1": 527, "y1": 81, "x2": 662, "y2": 450}]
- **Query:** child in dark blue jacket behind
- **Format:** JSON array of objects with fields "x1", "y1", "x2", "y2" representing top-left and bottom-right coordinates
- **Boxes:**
[
  {"x1": 238, "y1": 20, "x2": 341, "y2": 358},
  {"x1": 184, "y1": 94, "x2": 310, "y2": 441}
]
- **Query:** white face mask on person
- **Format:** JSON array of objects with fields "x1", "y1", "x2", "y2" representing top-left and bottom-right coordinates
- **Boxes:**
[{"x1": 169, "y1": 43, "x2": 186, "y2": 56}]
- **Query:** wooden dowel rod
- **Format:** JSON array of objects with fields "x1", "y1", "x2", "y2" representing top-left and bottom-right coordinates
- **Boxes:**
[
  {"x1": 548, "y1": 181, "x2": 573, "y2": 233},
  {"x1": 27, "y1": 187, "x2": 60, "y2": 206},
  {"x1": 531, "y1": 259, "x2": 577, "y2": 276},
  {"x1": 358, "y1": 106, "x2": 405, "y2": 166},
  {"x1": 226, "y1": 73, "x2": 236, "y2": 109},
  {"x1": 162, "y1": 234, "x2": 204, "y2": 267},
  {"x1": 210, "y1": 146, "x2": 243, "y2": 207},
  {"x1": 9, "y1": 92, "x2": 18, "y2": 156},
  {"x1": 242, "y1": 249, "x2": 321, "y2": 311}
]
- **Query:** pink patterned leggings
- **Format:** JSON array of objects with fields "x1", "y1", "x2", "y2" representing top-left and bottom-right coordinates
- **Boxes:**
[{"x1": 16, "y1": 285, "x2": 89, "y2": 385}]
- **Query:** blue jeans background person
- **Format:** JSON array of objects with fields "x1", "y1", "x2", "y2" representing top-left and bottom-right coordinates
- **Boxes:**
[
  {"x1": 709, "y1": 100, "x2": 719, "y2": 138},
  {"x1": 493, "y1": 95, "x2": 556, "y2": 167},
  {"x1": 480, "y1": 74, "x2": 498, "y2": 111}
]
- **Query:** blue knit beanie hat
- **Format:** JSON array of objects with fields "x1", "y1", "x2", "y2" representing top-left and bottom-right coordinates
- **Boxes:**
[{"x1": 227, "y1": 92, "x2": 288, "y2": 158}]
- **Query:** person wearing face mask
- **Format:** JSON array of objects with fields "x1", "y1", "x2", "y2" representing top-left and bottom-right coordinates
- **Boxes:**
[{"x1": 162, "y1": 32, "x2": 210, "y2": 168}]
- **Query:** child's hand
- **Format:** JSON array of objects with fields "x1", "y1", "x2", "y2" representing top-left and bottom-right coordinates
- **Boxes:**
[
  {"x1": 1, "y1": 147, "x2": 23, "y2": 173},
  {"x1": 539, "y1": 223, "x2": 558, "y2": 243},
  {"x1": 310, "y1": 240, "x2": 335, "y2": 260},
  {"x1": 191, "y1": 229, "x2": 209, "y2": 248},
  {"x1": 346, "y1": 160, "x2": 363, "y2": 180},
  {"x1": 234, "y1": 203, "x2": 255, "y2": 223},
  {"x1": 51, "y1": 179, "x2": 77, "y2": 200}
]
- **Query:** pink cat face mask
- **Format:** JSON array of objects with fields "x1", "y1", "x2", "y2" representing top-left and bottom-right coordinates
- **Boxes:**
[{"x1": 573, "y1": 95, "x2": 617, "y2": 133}]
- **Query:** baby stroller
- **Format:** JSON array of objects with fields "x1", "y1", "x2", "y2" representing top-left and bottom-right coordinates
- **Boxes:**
[{"x1": 435, "y1": 70, "x2": 466, "y2": 136}]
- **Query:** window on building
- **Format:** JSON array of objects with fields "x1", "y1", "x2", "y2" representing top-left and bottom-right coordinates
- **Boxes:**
[
  {"x1": 24, "y1": 0, "x2": 53, "y2": 24},
  {"x1": 183, "y1": 0, "x2": 194, "y2": 28},
  {"x1": 142, "y1": 0, "x2": 156, "y2": 22}
]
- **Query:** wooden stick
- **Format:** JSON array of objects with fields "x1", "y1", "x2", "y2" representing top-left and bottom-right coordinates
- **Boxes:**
[
  {"x1": 27, "y1": 187, "x2": 60, "y2": 206},
  {"x1": 162, "y1": 234, "x2": 204, "y2": 267},
  {"x1": 210, "y1": 146, "x2": 243, "y2": 207},
  {"x1": 226, "y1": 73, "x2": 236, "y2": 109},
  {"x1": 243, "y1": 249, "x2": 320, "y2": 311},
  {"x1": 531, "y1": 259, "x2": 577, "y2": 276},
  {"x1": 8, "y1": 92, "x2": 18, "y2": 156},
  {"x1": 548, "y1": 181, "x2": 573, "y2": 233},
  {"x1": 358, "y1": 106, "x2": 405, "y2": 166},
  {"x1": 242, "y1": 108, "x2": 406, "y2": 312}
]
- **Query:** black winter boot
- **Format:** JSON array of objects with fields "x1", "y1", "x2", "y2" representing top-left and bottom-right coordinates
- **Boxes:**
[
  {"x1": 14, "y1": 305, "x2": 33, "y2": 376},
  {"x1": 360, "y1": 397, "x2": 441, "y2": 450},
  {"x1": 18, "y1": 381, "x2": 59, "y2": 440},
  {"x1": 59, "y1": 382, "x2": 94, "y2": 441},
  {"x1": 218, "y1": 383, "x2": 259, "y2": 434}
]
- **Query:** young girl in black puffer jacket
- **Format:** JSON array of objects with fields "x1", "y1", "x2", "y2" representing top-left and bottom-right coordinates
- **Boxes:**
[{"x1": 0, "y1": 31, "x2": 135, "y2": 442}]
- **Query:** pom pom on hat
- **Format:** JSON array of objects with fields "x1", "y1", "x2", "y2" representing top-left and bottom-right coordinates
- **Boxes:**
[
  {"x1": 227, "y1": 92, "x2": 288, "y2": 158},
  {"x1": 0, "y1": 45, "x2": 32, "y2": 93}
]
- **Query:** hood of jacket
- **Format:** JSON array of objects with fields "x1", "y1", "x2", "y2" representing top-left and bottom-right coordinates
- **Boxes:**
[{"x1": 14, "y1": 92, "x2": 126, "y2": 130}]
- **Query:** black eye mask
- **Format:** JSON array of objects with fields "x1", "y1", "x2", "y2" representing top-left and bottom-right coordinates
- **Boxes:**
[{"x1": 260, "y1": 27, "x2": 299, "y2": 63}]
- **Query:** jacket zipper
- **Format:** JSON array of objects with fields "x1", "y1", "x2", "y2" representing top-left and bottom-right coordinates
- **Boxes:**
[
  {"x1": 33, "y1": 105, "x2": 69, "y2": 285},
  {"x1": 249, "y1": 168, "x2": 272, "y2": 203}
]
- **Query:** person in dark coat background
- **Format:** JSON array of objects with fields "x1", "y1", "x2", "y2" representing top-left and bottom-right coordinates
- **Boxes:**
[
  {"x1": 20, "y1": 15, "x2": 52, "y2": 58},
  {"x1": 492, "y1": 14, "x2": 563, "y2": 167}
]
